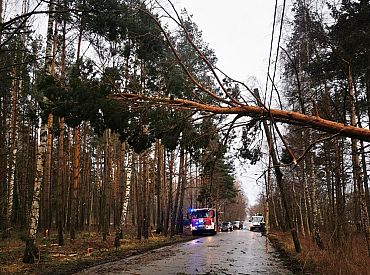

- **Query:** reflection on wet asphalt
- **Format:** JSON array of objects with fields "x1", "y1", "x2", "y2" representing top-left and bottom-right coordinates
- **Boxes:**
[{"x1": 76, "y1": 230, "x2": 294, "y2": 275}]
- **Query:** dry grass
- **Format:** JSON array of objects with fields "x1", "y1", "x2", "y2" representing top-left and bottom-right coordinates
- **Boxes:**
[
  {"x1": 0, "y1": 227, "x2": 194, "y2": 275},
  {"x1": 269, "y1": 230, "x2": 370, "y2": 275}
]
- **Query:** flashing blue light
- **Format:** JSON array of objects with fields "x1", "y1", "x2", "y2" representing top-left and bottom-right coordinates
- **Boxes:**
[{"x1": 189, "y1": 208, "x2": 194, "y2": 212}]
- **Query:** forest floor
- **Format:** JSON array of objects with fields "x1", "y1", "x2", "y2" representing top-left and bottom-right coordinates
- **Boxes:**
[
  {"x1": 268, "y1": 230, "x2": 370, "y2": 275},
  {"x1": 0, "y1": 227, "x2": 195, "y2": 275}
]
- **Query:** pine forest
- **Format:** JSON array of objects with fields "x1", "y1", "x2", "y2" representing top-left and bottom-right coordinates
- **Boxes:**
[{"x1": 0, "y1": 0, "x2": 369, "y2": 273}]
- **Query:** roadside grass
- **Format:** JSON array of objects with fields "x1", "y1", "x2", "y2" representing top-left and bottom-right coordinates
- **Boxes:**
[
  {"x1": 0, "y1": 227, "x2": 194, "y2": 275},
  {"x1": 268, "y1": 230, "x2": 370, "y2": 275}
]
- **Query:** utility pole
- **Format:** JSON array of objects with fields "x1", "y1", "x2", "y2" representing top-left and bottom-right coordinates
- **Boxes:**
[{"x1": 254, "y1": 88, "x2": 301, "y2": 253}]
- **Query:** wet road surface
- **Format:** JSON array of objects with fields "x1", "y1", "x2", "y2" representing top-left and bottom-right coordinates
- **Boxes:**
[{"x1": 77, "y1": 229, "x2": 294, "y2": 275}]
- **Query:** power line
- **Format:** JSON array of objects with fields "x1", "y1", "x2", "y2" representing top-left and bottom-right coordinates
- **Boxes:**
[
  {"x1": 264, "y1": 0, "x2": 279, "y2": 104},
  {"x1": 264, "y1": 0, "x2": 288, "y2": 110}
]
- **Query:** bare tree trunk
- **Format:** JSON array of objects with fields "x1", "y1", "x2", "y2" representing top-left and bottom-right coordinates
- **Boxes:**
[
  {"x1": 163, "y1": 150, "x2": 172, "y2": 237},
  {"x1": 70, "y1": 125, "x2": 80, "y2": 240},
  {"x1": 301, "y1": 157, "x2": 312, "y2": 237},
  {"x1": 42, "y1": 114, "x2": 53, "y2": 237},
  {"x1": 176, "y1": 151, "x2": 187, "y2": 235},
  {"x1": 271, "y1": 191, "x2": 280, "y2": 229},
  {"x1": 256, "y1": 89, "x2": 301, "y2": 253},
  {"x1": 57, "y1": 117, "x2": 65, "y2": 245},
  {"x1": 308, "y1": 145, "x2": 324, "y2": 249},
  {"x1": 4, "y1": 68, "x2": 18, "y2": 238},
  {"x1": 143, "y1": 150, "x2": 150, "y2": 239},
  {"x1": 102, "y1": 129, "x2": 112, "y2": 241},
  {"x1": 150, "y1": 141, "x2": 158, "y2": 229},
  {"x1": 155, "y1": 140, "x2": 163, "y2": 234},
  {"x1": 135, "y1": 152, "x2": 142, "y2": 240},
  {"x1": 171, "y1": 149, "x2": 182, "y2": 237},
  {"x1": 66, "y1": 128, "x2": 73, "y2": 231},
  {"x1": 79, "y1": 122, "x2": 89, "y2": 230},
  {"x1": 23, "y1": 122, "x2": 47, "y2": 263},
  {"x1": 118, "y1": 145, "x2": 131, "y2": 236},
  {"x1": 332, "y1": 138, "x2": 345, "y2": 248},
  {"x1": 324, "y1": 141, "x2": 334, "y2": 233}
]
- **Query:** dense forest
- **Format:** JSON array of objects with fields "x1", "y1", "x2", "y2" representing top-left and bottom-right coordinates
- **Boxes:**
[{"x1": 0, "y1": 0, "x2": 369, "y2": 265}]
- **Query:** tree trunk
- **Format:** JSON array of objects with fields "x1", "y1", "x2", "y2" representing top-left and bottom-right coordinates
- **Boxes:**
[
  {"x1": 23, "y1": 122, "x2": 47, "y2": 263},
  {"x1": 155, "y1": 140, "x2": 163, "y2": 234},
  {"x1": 305, "y1": 124, "x2": 324, "y2": 249},
  {"x1": 118, "y1": 145, "x2": 131, "y2": 236},
  {"x1": 42, "y1": 114, "x2": 53, "y2": 237},
  {"x1": 135, "y1": 152, "x2": 142, "y2": 240},
  {"x1": 102, "y1": 129, "x2": 112, "y2": 241},
  {"x1": 57, "y1": 117, "x2": 65, "y2": 245},
  {"x1": 256, "y1": 88, "x2": 301, "y2": 253},
  {"x1": 150, "y1": 141, "x2": 158, "y2": 229},
  {"x1": 308, "y1": 146, "x2": 324, "y2": 249},
  {"x1": 143, "y1": 150, "x2": 150, "y2": 239},
  {"x1": 4, "y1": 68, "x2": 19, "y2": 238},
  {"x1": 176, "y1": 151, "x2": 187, "y2": 235},
  {"x1": 163, "y1": 150, "x2": 173, "y2": 237},
  {"x1": 171, "y1": 149, "x2": 182, "y2": 237},
  {"x1": 70, "y1": 125, "x2": 80, "y2": 240}
]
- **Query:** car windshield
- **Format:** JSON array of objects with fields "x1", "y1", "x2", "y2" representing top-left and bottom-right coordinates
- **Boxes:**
[
  {"x1": 252, "y1": 216, "x2": 263, "y2": 222},
  {"x1": 190, "y1": 210, "x2": 210, "y2": 219},
  {"x1": 222, "y1": 222, "x2": 229, "y2": 226}
]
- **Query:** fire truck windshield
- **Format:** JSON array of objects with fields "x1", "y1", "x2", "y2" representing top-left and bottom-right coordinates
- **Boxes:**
[{"x1": 190, "y1": 209, "x2": 212, "y2": 219}]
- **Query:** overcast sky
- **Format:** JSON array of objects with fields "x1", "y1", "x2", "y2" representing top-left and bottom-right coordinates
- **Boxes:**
[
  {"x1": 173, "y1": 1, "x2": 284, "y2": 206},
  {"x1": 175, "y1": 1, "x2": 281, "y2": 85}
]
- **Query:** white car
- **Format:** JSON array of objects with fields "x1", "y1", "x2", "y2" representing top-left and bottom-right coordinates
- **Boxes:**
[{"x1": 249, "y1": 215, "x2": 264, "y2": 231}]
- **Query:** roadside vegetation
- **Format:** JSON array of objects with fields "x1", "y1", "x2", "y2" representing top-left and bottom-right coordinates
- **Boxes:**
[
  {"x1": 269, "y1": 230, "x2": 369, "y2": 275},
  {"x1": 0, "y1": 226, "x2": 194, "y2": 274}
]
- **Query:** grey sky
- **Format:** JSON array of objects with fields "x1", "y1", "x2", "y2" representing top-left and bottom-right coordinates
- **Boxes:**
[{"x1": 174, "y1": 1, "x2": 280, "y2": 205}]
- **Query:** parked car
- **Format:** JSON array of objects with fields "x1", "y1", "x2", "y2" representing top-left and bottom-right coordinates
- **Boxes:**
[
  {"x1": 220, "y1": 221, "x2": 233, "y2": 232},
  {"x1": 232, "y1": 221, "x2": 243, "y2": 230},
  {"x1": 249, "y1": 215, "x2": 264, "y2": 231}
]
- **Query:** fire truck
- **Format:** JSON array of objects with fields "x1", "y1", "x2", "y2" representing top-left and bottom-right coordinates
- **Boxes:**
[{"x1": 188, "y1": 208, "x2": 218, "y2": 236}]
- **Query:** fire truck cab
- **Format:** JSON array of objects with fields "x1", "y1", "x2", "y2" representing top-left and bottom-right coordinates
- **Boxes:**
[{"x1": 188, "y1": 208, "x2": 218, "y2": 236}]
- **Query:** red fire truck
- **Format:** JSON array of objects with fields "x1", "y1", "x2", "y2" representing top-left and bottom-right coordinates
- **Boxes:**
[{"x1": 188, "y1": 208, "x2": 218, "y2": 236}]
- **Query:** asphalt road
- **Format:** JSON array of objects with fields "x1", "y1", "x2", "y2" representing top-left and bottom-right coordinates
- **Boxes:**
[{"x1": 76, "y1": 229, "x2": 294, "y2": 275}]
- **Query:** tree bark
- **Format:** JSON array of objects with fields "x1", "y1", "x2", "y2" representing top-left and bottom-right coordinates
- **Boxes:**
[
  {"x1": 42, "y1": 114, "x2": 53, "y2": 237},
  {"x1": 70, "y1": 125, "x2": 80, "y2": 240},
  {"x1": 176, "y1": 151, "x2": 187, "y2": 234},
  {"x1": 118, "y1": 144, "x2": 131, "y2": 237},
  {"x1": 171, "y1": 149, "x2": 182, "y2": 237},
  {"x1": 155, "y1": 140, "x2": 163, "y2": 234},
  {"x1": 4, "y1": 67, "x2": 18, "y2": 238},
  {"x1": 57, "y1": 117, "x2": 65, "y2": 245},
  {"x1": 23, "y1": 122, "x2": 47, "y2": 263},
  {"x1": 143, "y1": 150, "x2": 150, "y2": 239},
  {"x1": 256, "y1": 89, "x2": 301, "y2": 253},
  {"x1": 102, "y1": 129, "x2": 112, "y2": 241}
]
